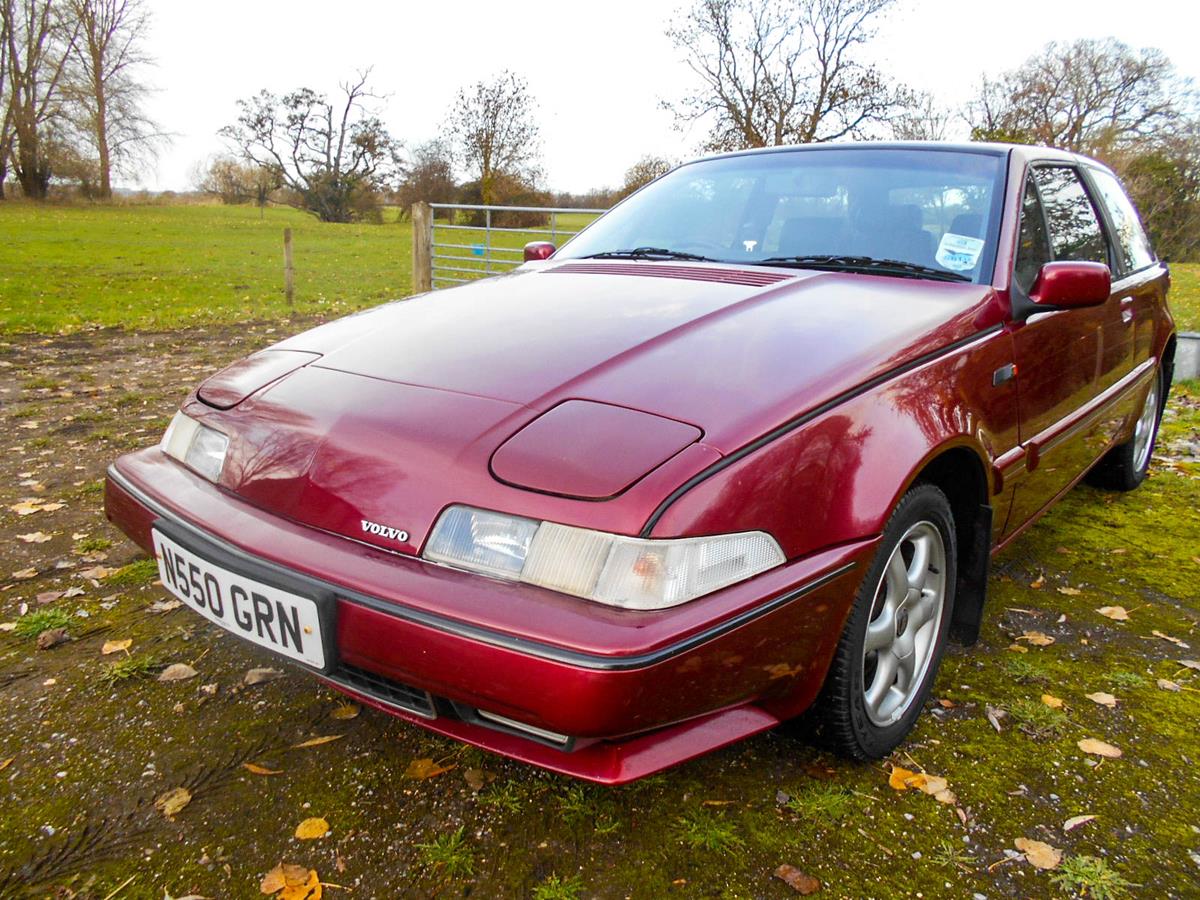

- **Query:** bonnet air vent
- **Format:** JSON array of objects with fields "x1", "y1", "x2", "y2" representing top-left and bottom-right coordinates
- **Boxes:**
[{"x1": 546, "y1": 262, "x2": 795, "y2": 287}]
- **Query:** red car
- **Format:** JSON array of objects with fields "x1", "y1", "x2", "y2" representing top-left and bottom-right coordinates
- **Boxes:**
[{"x1": 106, "y1": 143, "x2": 1176, "y2": 783}]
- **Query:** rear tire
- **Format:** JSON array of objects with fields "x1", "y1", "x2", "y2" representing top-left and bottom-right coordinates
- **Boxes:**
[
  {"x1": 808, "y1": 484, "x2": 956, "y2": 761},
  {"x1": 1086, "y1": 368, "x2": 1163, "y2": 492}
]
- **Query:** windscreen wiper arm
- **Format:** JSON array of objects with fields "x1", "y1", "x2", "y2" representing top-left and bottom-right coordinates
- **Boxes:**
[
  {"x1": 753, "y1": 255, "x2": 971, "y2": 283},
  {"x1": 580, "y1": 247, "x2": 717, "y2": 262}
]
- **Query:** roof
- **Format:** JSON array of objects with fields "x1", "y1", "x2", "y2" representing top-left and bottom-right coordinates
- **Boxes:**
[{"x1": 686, "y1": 140, "x2": 1097, "y2": 168}]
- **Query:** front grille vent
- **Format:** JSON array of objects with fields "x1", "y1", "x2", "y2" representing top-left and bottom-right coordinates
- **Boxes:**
[{"x1": 328, "y1": 663, "x2": 436, "y2": 719}]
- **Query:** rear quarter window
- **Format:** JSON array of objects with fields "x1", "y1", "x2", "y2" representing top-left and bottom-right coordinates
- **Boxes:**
[{"x1": 1088, "y1": 167, "x2": 1157, "y2": 273}]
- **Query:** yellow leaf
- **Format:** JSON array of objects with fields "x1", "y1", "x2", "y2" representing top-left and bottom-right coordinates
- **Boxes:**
[
  {"x1": 79, "y1": 565, "x2": 117, "y2": 580},
  {"x1": 278, "y1": 869, "x2": 321, "y2": 900},
  {"x1": 1095, "y1": 606, "x2": 1129, "y2": 621},
  {"x1": 154, "y1": 786, "x2": 192, "y2": 818},
  {"x1": 330, "y1": 702, "x2": 360, "y2": 720},
  {"x1": 294, "y1": 816, "x2": 329, "y2": 840},
  {"x1": 888, "y1": 765, "x2": 917, "y2": 790},
  {"x1": 101, "y1": 639, "x2": 132, "y2": 655},
  {"x1": 1152, "y1": 630, "x2": 1189, "y2": 648},
  {"x1": 1056, "y1": 586, "x2": 1082, "y2": 596},
  {"x1": 1041, "y1": 694, "x2": 1064, "y2": 709},
  {"x1": 1019, "y1": 631, "x2": 1055, "y2": 646},
  {"x1": 404, "y1": 757, "x2": 455, "y2": 779},
  {"x1": 292, "y1": 734, "x2": 343, "y2": 749},
  {"x1": 1030, "y1": 575, "x2": 1045, "y2": 589},
  {"x1": 243, "y1": 762, "x2": 283, "y2": 776},
  {"x1": 1085, "y1": 692, "x2": 1117, "y2": 708},
  {"x1": 0, "y1": 757, "x2": 13, "y2": 772},
  {"x1": 11, "y1": 568, "x2": 37, "y2": 580},
  {"x1": 1007, "y1": 643, "x2": 1029, "y2": 653},
  {"x1": 1015, "y1": 837, "x2": 1062, "y2": 870},
  {"x1": 1063, "y1": 814, "x2": 1096, "y2": 831},
  {"x1": 261, "y1": 863, "x2": 312, "y2": 894},
  {"x1": 1077, "y1": 738, "x2": 1122, "y2": 758}
]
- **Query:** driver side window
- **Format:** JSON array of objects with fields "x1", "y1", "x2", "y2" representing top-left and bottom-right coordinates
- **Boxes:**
[{"x1": 1014, "y1": 179, "x2": 1050, "y2": 295}]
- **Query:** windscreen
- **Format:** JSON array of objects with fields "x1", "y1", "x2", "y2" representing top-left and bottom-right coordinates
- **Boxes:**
[{"x1": 560, "y1": 148, "x2": 1007, "y2": 284}]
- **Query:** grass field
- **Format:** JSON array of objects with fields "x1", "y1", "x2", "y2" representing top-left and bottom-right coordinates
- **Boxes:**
[{"x1": 1, "y1": 201, "x2": 1197, "y2": 334}]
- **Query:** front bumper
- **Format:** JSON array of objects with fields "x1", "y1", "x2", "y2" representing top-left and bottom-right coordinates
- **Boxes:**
[{"x1": 105, "y1": 449, "x2": 870, "y2": 783}]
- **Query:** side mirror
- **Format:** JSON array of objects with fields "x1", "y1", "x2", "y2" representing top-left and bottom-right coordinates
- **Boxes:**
[
  {"x1": 1029, "y1": 261, "x2": 1111, "y2": 309},
  {"x1": 524, "y1": 241, "x2": 556, "y2": 262}
]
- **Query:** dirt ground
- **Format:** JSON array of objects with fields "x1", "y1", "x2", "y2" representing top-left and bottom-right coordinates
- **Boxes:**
[{"x1": 0, "y1": 323, "x2": 1197, "y2": 899}]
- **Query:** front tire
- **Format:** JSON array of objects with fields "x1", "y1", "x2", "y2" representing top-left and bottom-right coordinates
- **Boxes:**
[
  {"x1": 809, "y1": 484, "x2": 956, "y2": 761},
  {"x1": 1087, "y1": 368, "x2": 1163, "y2": 492}
]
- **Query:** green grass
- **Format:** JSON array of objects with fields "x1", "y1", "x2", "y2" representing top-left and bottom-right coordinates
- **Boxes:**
[
  {"x1": 415, "y1": 826, "x2": 475, "y2": 880},
  {"x1": 1051, "y1": 855, "x2": 1137, "y2": 899},
  {"x1": 0, "y1": 202, "x2": 414, "y2": 332},
  {"x1": 1169, "y1": 262, "x2": 1200, "y2": 332},
  {"x1": 106, "y1": 558, "x2": 159, "y2": 587},
  {"x1": 99, "y1": 654, "x2": 159, "y2": 686},
  {"x1": 673, "y1": 809, "x2": 745, "y2": 854},
  {"x1": 531, "y1": 873, "x2": 585, "y2": 900},
  {"x1": 13, "y1": 608, "x2": 72, "y2": 639}
]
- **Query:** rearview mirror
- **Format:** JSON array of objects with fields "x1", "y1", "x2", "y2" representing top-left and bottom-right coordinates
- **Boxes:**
[
  {"x1": 524, "y1": 241, "x2": 556, "y2": 262},
  {"x1": 1029, "y1": 261, "x2": 1111, "y2": 309}
]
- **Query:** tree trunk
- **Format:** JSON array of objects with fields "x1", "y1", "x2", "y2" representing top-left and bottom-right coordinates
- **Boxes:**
[{"x1": 95, "y1": 90, "x2": 111, "y2": 199}]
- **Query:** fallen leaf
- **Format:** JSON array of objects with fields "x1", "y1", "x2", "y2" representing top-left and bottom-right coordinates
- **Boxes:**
[
  {"x1": 17, "y1": 532, "x2": 52, "y2": 544},
  {"x1": 1085, "y1": 691, "x2": 1117, "y2": 708},
  {"x1": 1041, "y1": 694, "x2": 1064, "y2": 709},
  {"x1": 887, "y1": 766, "x2": 954, "y2": 802},
  {"x1": 1181, "y1": 660, "x2": 1200, "y2": 671},
  {"x1": 464, "y1": 768, "x2": 488, "y2": 791},
  {"x1": 1007, "y1": 644, "x2": 1029, "y2": 654},
  {"x1": 278, "y1": 869, "x2": 321, "y2": 900},
  {"x1": 243, "y1": 762, "x2": 283, "y2": 776},
  {"x1": 1015, "y1": 837, "x2": 1062, "y2": 870},
  {"x1": 1158, "y1": 679, "x2": 1182, "y2": 692},
  {"x1": 293, "y1": 734, "x2": 343, "y2": 749},
  {"x1": 62, "y1": 586, "x2": 84, "y2": 598},
  {"x1": 158, "y1": 663, "x2": 198, "y2": 682},
  {"x1": 149, "y1": 599, "x2": 182, "y2": 612},
  {"x1": 260, "y1": 863, "x2": 312, "y2": 894},
  {"x1": 330, "y1": 702, "x2": 360, "y2": 720},
  {"x1": 404, "y1": 757, "x2": 455, "y2": 779},
  {"x1": 0, "y1": 757, "x2": 13, "y2": 772},
  {"x1": 937, "y1": 698, "x2": 957, "y2": 709},
  {"x1": 1077, "y1": 738, "x2": 1122, "y2": 758},
  {"x1": 79, "y1": 565, "x2": 116, "y2": 580},
  {"x1": 986, "y1": 705, "x2": 1007, "y2": 732},
  {"x1": 10, "y1": 499, "x2": 65, "y2": 516},
  {"x1": 1030, "y1": 575, "x2": 1045, "y2": 589},
  {"x1": 1019, "y1": 631, "x2": 1055, "y2": 646},
  {"x1": 294, "y1": 817, "x2": 329, "y2": 840},
  {"x1": 1153, "y1": 630, "x2": 1190, "y2": 648},
  {"x1": 36, "y1": 590, "x2": 64, "y2": 605},
  {"x1": 1096, "y1": 606, "x2": 1130, "y2": 621},
  {"x1": 1057, "y1": 586, "x2": 1082, "y2": 596},
  {"x1": 244, "y1": 667, "x2": 284, "y2": 685},
  {"x1": 774, "y1": 864, "x2": 820, "y2": 894},
  {"x1": 1063, "y1": 814, "x2": 1096, "y2": 831},
  {"x1": 36, "y1": 627, "x2": 69, "y2": 650},
  {"x1": 154, "y1": 786, "x2": 192, "y2": 818},
  {"x1": 101, "y1": 638, "x2": 132, "y2": 655},
  {"x1": 0, "y1": 623, "x2": 15, "y2": 632},
  {"x1": 12, "y1": 568, "x2": 38, "y2": 580}
]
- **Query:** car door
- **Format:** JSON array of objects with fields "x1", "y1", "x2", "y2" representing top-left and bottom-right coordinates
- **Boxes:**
[{"x1": 1003, "y1": 165, "x2": 1114, "y2": 536}]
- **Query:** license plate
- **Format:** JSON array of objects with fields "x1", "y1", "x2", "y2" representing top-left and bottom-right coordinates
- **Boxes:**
[{"x1": 152, "y1": 529, "x2": 326, "y2": 669}]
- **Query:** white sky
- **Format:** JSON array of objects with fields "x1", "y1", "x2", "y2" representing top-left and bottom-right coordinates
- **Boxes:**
[{"x1": 134, "y1": 0, "x2": 1200, "y2": 194}]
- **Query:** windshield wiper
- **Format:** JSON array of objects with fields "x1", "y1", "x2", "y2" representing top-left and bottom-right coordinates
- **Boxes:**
[
  {"x1": 580, "y1": 247, "x2": 717, "y2": 262},
  {"x1": 752, "y1": 255, "x2": 971, "y2": 283}
]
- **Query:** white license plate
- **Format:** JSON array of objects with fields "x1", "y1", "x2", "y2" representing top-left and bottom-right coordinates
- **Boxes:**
[{"x1": 152, "y1": 529, "x2": 326, "y2": 669}]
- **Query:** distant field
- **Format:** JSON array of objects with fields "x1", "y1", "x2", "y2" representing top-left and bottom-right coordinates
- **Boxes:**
[
  {"x1": 0, "y1": 203, "x2": 414, "y2": 332},
  {"x1": 1, "y1": 201, "x2": 1196, "y2": 333}
]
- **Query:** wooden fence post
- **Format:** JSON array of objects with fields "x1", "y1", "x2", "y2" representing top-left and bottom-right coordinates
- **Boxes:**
[
  {"x1": 283, "y1": 227, "x2": 294, "y2": 307},
  {"x1": 412, "y1": 202, "x2": 433, "y2": 293}
]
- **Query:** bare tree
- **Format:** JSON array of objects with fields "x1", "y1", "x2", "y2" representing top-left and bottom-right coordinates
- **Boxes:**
[
  {"x1": 965, "y1": 39, "x2": 1192, "y2": 155},
  {"x1": 64, "y1": 0, "x2": 161, "y2": 199},
  {"x1": 194, "y1": 154, "x2": 279, "y2": 214},
  {"x1": 3, "y1": 0, "x2": 78, "y2": 199},
  {"x1": 0, "y1": 5, "x2": 12, "y2": 197},
  {"x1": 219, "y1": 71, "x2": 403, "y2": 223},
  {"x1": 616, "y1": 154, "x2": 673, "y2": 200},
  {"x1": 891, "y1": 91, "x2": 950, "y2": 141},
  {"x1": 395, "y1": 138, "x2": 456, "y2": 217},
  {"x1": 447, "y1": 71, "x2": 541, "y2": 206},
  {"x1": 664, "y1": 0, "x2": 910, "y2": 152}
]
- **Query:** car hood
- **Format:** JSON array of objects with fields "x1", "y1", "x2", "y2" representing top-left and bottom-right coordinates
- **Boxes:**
[{"x1": 211, "y1": 262, "x2": 999, "y2": 551}]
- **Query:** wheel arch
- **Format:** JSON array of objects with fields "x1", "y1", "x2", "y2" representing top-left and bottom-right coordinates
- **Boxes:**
[{"x1": 909, "y1": 444, "x2": 993, "y2": 645}]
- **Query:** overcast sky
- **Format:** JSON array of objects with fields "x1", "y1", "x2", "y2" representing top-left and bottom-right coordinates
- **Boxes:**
[{"x1": 135, "y1": 0, "x2": 1200, "y2": 194}]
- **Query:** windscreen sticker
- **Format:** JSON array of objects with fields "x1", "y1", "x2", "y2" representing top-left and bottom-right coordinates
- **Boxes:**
[{"x1": 936, "y1": 233, "x2": 985, "y2": 271}]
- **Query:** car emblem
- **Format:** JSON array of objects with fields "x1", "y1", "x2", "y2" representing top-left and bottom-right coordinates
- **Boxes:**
[{"x1": 361, "y1": 519, "x2": 410, "y2": 543}]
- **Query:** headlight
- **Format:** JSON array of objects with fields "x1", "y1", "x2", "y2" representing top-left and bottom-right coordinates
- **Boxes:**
[
  {"x1": 423, "y1": 505, "x2": 785, "y2": 610},
  {"x1": 161, "y1": 411, "x2": 229, "y2": 482}
]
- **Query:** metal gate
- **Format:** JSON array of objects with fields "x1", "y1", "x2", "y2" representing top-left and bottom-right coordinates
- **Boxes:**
[{"x1": 411, "y1": 202, "x2": 605, "y2": 291}]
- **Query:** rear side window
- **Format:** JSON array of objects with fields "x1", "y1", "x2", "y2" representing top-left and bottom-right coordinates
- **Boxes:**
[
  {"x1": 1014, "y1": 178, "x2": 1051, "y2": 295},
  {"x1": 1088, "y1": 167, "x2": 1156, "y2": 273},
  {"x1": 1032, "y1": 167, "x2": 1108, "y2": 265}
]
